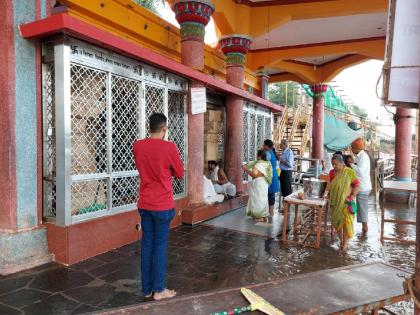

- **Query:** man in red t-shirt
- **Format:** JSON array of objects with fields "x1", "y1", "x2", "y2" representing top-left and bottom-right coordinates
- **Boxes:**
[{"x1": 133, "y1": 113, "x2": 184, "y2": 301}]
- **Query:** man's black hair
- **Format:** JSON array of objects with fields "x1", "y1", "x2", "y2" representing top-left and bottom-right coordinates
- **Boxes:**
[
  {"x1": 264, "y1": 139, "x2": 274, "y2": 148},
  {"x1": 208, "y1": 160, "x2": 217, "y2": 166},
  {"x1": 149, "y1": 113, "x2": 167, "y2": 133}
]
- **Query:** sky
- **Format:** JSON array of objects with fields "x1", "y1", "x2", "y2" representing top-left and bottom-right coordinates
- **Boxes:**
[
  {"x1": 158, "y1": 3, "x2": 396, "y2": 138},
  {"x1": 333, "y1": 61, "x2": 396, "y2": 137}
]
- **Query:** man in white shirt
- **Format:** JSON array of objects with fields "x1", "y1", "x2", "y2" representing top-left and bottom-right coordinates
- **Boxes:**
[
  {"x1": 203, "y1": 175, "x2": 224, "y2": 204},
  {"x1": 208, "y1": 161, "x2": 237, "y2": 198},
  {"x1": 350, "y1": 138, "x2": 372, "y2": 235},
  {"x1": 322, "y1": 148, "x2": 332, "y2": 173}
]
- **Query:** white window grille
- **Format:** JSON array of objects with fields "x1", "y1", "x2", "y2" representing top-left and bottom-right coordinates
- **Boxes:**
[
  {"x1": 42, "y1": 37, "x2": 188, "y2": 225},
  {"x1": 242, "y1": 103, "x2": 273, "y2": 181},
  {"x1": 168, "y1": 91, "x2": 187, "y2": 196},
  {"x1": 42, "y1": 61, "x2": 56, "y2": 218}
]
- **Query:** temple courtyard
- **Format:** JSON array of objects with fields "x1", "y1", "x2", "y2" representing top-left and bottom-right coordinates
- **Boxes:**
[{"x1": 0, "y1": 198, "x2": 415, "y2": 315}]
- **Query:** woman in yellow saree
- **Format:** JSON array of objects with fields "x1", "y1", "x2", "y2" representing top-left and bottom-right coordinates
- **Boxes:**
[
  {"x1": 326, "y1": 154, "x2": 360, "y2": 251},
  {"x1": 242, "y1": 150, "x2": 273, "y2": 221}
]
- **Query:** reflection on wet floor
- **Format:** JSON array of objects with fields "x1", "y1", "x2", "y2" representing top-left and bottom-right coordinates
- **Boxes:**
[
  {"x1": 0, "y1": 199, "x2": 415, "y2": 314},
  {"x1": 204, "y1": 208, "x2": 283, "y2": 239}
]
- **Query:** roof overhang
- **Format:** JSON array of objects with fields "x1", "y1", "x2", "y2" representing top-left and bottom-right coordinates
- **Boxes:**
[{"x1": 19, "y1": 13, "x2": 283, "y2": 113}]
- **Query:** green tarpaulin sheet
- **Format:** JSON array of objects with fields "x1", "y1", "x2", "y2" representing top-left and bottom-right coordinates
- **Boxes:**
[{"x1": 324, "y1": 113, "x2": 363, "y2": 152}]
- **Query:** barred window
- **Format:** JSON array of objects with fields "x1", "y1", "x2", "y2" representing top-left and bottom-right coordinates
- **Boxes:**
[
  {"x1": 42, "y1": 38, "x2": 188, "y2": 225},
  {"x1": 243, "y1": 103, "x2": 272, "y2": 174},
  {"x1": 42, "y1": 62, "x2": 56, "y2": 218}
]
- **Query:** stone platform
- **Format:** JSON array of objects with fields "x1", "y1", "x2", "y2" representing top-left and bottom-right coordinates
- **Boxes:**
[
  {"x1": 181, "y1": 195, "x2": 248, "y2": 225},
  {"x1": 91, "y1": 263, "x2": 409, "y2": 315}
]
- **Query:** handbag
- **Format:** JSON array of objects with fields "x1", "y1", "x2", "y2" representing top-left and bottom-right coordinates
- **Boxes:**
[{"x1": 346, "y1": 195, "x2": 358, "y2": 215}]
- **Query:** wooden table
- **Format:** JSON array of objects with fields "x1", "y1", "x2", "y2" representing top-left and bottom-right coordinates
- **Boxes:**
[
  {"x1": 381, "y1": 180, "x2": 417, "y2": 244},
  {"x1": 282, "y1": 191, "x2": 329, "y2": 248}
]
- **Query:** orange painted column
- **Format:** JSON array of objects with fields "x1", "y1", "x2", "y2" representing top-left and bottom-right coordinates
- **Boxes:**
[
  {"x1": 310, "y1": 84, "x2": 328, "y2": 162},
  {"x1": 219, "y1": 35, "x2": 252, "y2": 192},
  {"x1": 173, "y1": 0, "x2": 214, "y2": 204}
]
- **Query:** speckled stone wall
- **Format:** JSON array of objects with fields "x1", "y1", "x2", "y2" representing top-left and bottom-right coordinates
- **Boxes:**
[
  {"x1": 0, "y1": 0, "x2": 52, "y2": 275},
  {"x1": 14, "y1": 0, "x2": 38, "y2": 229}
]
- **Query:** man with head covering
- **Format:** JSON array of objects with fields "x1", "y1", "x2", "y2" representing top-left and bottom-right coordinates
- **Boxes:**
[{"x1": 349, "y1": 138, "x2": 372, "y2": 235}]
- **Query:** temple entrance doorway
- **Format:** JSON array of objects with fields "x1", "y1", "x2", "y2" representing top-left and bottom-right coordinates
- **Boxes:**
[{"x1": 204, "y1": 93, "x2": 225, "y2": 171}]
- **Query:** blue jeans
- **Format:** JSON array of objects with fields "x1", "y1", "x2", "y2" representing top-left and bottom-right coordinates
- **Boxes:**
[{"x1": 138, "y1": 208, "x2": 175, "y2": 295}]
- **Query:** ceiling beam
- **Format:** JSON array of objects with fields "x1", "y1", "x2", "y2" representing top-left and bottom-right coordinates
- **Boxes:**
[
  {"x1": 268, "y1": 53, "x2": 372, "y2": 84},
  {"x1": 233, "y1": 0, "x2": 336, "y2": 7},
  {"x1": 268, "y1": 72, "x2": 306, "y2": 83},
  {"x1": 267, "y1": 60, "x2": 319, "y2": 82},
  {"x1": 247, "y1": 37, "x2": 385, "y2": 70},
  {"x1": 319, "y1": 53, "x2": 370, "y2": 82},
  {"x1": 211, "y1": 0, "x2": 388, "y2": 38}
]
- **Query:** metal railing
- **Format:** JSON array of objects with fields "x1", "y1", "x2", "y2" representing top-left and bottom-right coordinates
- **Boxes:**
[
  {"x1": 274, "y1": 106, "x2": 288, "y2": 147},
  {"x1": 288, "y1": 105, "x2": 301, "y2": 143},
  {"x1": 298, "y1": 108, "x2": 312, "y2": 156},
  {"x1": 375, "y1": 157, "x2": 395, "y2": 193}
]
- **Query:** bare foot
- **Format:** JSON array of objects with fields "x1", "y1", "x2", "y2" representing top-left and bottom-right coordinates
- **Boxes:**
[
  {"x1": 154, "y1": 289, "x2": 177, "y2": 300},
  {"x1": 362, "y1": 223, "x2": 368, "y2": 235}
]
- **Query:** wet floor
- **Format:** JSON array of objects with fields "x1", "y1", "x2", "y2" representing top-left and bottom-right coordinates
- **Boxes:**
[{"x1": 0, "y1": 198, "x2": 415, "y2": 314}]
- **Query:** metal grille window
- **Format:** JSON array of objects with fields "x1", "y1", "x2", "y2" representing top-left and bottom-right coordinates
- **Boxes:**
[
  {"x1": 111, "y1": 75, "x2": 141, "y2": 210},
  {"x1": 264, "y1": 116, "x2": 272, "y2": 140},
  {"x1": 256, "y1": 115, "x2": 265, "y2": 150},
  {"x1": 249, "y1": 113, "x2": 256, "y2": 160},
  {"x1": 168, "y1": 91, "x2": 187, "y2": 196},
  {"x1": 70, "y1": 65, "x2": 107, "y2": 176},
  {"x1": 42, "y1": 62, "x2": 56, "y2": 217},
  {"x1": 145, "y1": 85, "x2": 165, "y2": 138},
  {"x1": 242, "y1": 112, "x2": 249, "y2": 162},
  {"x1": 111, "y1": 75, "x2": 141, "y2": 173},
  {"x1": 242, "y1": 103, "x2": 272, "y2": 178},
  {"x1": 42, "y1": 38, "x2": 188, "y2": 225}
]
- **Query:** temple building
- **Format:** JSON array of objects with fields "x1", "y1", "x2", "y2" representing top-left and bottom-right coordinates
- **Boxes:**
[{"x1": 0, "y1": 0, "x2": 416, "y2": 276}]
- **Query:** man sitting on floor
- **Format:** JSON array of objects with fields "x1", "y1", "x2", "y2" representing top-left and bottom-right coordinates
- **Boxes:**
[
  {"x1": 203, "y1": 175, "x2": 225, "y2": 204},
  {"x1": 208, "y1": 160, "x2": 237, "y2": 199}
]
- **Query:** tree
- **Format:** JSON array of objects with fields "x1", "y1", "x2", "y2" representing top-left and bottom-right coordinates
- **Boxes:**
[
  {"x1": 268, "y1": 82, "x2": 300, "y2": 107},
  {"x1": 350, "y1": 105, "x2": 368, "y2": 119},
  {"x1": 132, "y1": 0, "x2": 163, "y2": 14}
]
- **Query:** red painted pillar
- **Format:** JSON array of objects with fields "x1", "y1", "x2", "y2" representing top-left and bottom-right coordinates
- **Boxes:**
[
  {"x1": 0, "y1": 0, "x2": 17, "y2": 230},
  {"x1": 310, "y1": 84, "x2": 328, "y2": 162},
  {"x1": 173, "y1": 0, "x2": 214, "y2": 204},
  {"x1": 394, "y1": 107, "x2": 415, "y2": 181},
  {"x1": 219, "y1": 35, "x2": 252, "y2": 192},
  {"x1": 256, "y1": 67, "x2": 269, "y2": 99}
]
